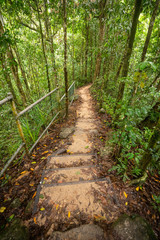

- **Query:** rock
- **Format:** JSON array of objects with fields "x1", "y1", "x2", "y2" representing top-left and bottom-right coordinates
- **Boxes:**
[
  {"x1": 99, "y1": 108, "x2": 105, "y2": 114},
  {"x1": 25, "y1": 199, "x2": 34, "y2": 215},
  {"x1": 0, "y1": 219, "x2": 29, "y2": 240},
  {"x1": 55, "y1": 148, "x2": 67, "y2": 155},
  {"x1": 100, "y1": 146, "x2": 113, "y2": 157},
  {"x1": 49, "y1": 224, "x2": 105, "y2": 240},
  {"x1": 59, "y1": 127, "x2": 75, "y2": 139},
  {"x1": 111, "y1": 214, "x2": 157, "y2": 240},
  {"x1": 89, "y1": 129, "x2": 99, "y2": 136},
  {"x1": 10, "y1": 198, "x2": 21, "y2": 209}
]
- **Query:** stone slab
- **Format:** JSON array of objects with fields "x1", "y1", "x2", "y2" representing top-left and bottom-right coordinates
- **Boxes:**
[{"x1": 47, "y1": 154, "x2": 95, "y2": 169}]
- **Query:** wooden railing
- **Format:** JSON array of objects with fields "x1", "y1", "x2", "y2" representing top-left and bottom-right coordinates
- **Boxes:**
[{"x1": 0, "y1": 82, "x2": 75, "y2": 177}]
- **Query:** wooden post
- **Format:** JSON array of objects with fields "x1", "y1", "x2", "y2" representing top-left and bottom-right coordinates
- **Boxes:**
[
  {"x1": 56, "y1": 84, "x2": 61, "y2": 112},
  {"x1": 8, "y1": 93, "x2": 30, "y2": 158}
]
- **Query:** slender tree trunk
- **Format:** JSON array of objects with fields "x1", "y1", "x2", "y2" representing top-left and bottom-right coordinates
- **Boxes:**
[
  {"x1": 0, "y1": 53, "x2": 18, "y2": 104},
  {"x1": 130, "y1": 1, "x2": 159, "y2": 105},
  {"x1": 141, "y1": 0, "x2": 160, "y2": 62},
  {"x1": 115, "y1": 0, "x2": 142, "y2": 105},
  {"x1": 81, "y1": 39, "x2": 84, "y2": 80},
  {"x1": 0, "y1": 17, "x2": 27, "y2": 105},
  {"x1": 90, "y1": 26, "x2": 93, "y2": 82},
  {"x1": 35, "y1": 0, "x2": 51, "y2": 93},
  {"x1": 63, "y1": 0, "x2": 68, "y2": 117},
  {"x1": 93, "y1": 0, "x2": 107, "y2": 82},
  {"x1": 43, "y1": 0, "x2": 57, "y2": 87},
  {"x1": 85, "y1": 21, "x2": 89, "y2": 80},
  {"x1": 13, "y1": 43, "x2": 30, "y2": 92},
  {"x1": 72, "y1": 30, "x2": 75, "y2": 82},
  {"x1": 139, "y1": 117, "x2": 160, "y2": 172}
]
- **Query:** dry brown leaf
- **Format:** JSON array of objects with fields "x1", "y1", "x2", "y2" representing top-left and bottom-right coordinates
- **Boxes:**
[{"x1": 32, "y1": 192, "x2": 36, "y2": 199}]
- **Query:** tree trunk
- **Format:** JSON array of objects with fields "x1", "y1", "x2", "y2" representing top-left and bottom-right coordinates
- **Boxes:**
[
  {"x1": 93, "y1": 1, "x2": 107, "y2": 82},
  {"x1": 90, "y1": 26, "x2": 93, "y2": 82},
  {"x1": 35, "y1": 0, "x2": 51, "y2": 93},
  {"x1": 0, "y1": 53, "x2": 18, "y2": 104},
  {"x1": 115, "y1": 0, "x2": 142, "y2": 105},
  {"x1": 63, "y1": 0, "x2": 69, "y2": 117},
  {"x1": 43, "y1": 0, "x2": 57, "y2": 87},
  {"x1": 0, "y1": 17, "x2": 27, "y2": 105},
  {"x1": 141, "y1": 0, "x2": 160, "y2": 62},
  {"x1": 13, "y1": 43, "x2": 30, "y2": 92},
  {"x1": 139, "y1": 117, "x2": 160, "y2": 172},
  {"x1": 85, "y1": 21, "x2": 89, "y2": 80}
]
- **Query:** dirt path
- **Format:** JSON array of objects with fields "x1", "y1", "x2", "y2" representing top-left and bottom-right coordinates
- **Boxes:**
[{"x1": 33, "y1": 85, "x2": 119, "y2": 237}]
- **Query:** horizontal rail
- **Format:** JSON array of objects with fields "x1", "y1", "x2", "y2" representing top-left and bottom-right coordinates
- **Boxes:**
[
  {"x1": 17, "y1": 87, "x2": 59, "y2": 118},
  {"x1": 68, "y1": 81, "x2": 75, "y2": 92},
  {"x1": 59, "y1": 81, "x2": 75, "y2": 103},
  {"x1": 0, "y1": 95, "x2": 13, "y2": 106},
  {"x1": 60, "y1": 93, "x2": 65, "y2": 102},
  {"x1": 0, "y1": 143, "x2": 25, "y2": 178},
  {"x1": 29, "y1": 111, "x2": 60, "y2": 153}
]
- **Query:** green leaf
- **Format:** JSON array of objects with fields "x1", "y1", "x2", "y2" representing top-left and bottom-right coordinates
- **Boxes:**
[{"x1": 39, "y1": 194, "x2": 44, "y2": 199}]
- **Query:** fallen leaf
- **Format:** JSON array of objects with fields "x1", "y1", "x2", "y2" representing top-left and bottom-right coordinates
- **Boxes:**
[
  {"x1": 58, "y1": 180, "x2": 63, "y2": 183},
  {"x1": 34, "y1": 217, "x2": 37, "y2": 224},
  {"x1": 42, "y1": 151, "x2": 48, "y2": 155},
  {"x1": 94, "y1": 214, "x2": 106, "y2": 221},
  {"x1": 15, "y1": 182, "x2": 20, "y2": 186},
  {"x1": 32, "y1": 162, "x2": 36, "y2": 164},
  {"x1": 30, "y1": 168, "x2": 34, "y2": 171},
  {"x1": 20, "y1": 171, "x2": 27, "y2": 175},
  {"x1": 0, "y1": 207, "x2": 6, "y2": 213},
  {"x1": 125, "y1": 202, "x2": 128, "y2": 206},
  {"x1": 29, "y1": 184, "x2": 34, "y2": 187},
  {"x1": 124, "y1": 191, "x2": 128, "y2": 198},
  {"x1": 32, "y1": 155, "x2": 36, "y2": 157},
  {"x1": 68, "y1": 211, "x2": 71, "y2": 218},
  {"x1": 40, "y1": 207, "x2": 45, "y2": 211},
  {"x1": 32, "y1": 192, "x2": 36, "y2": 199},
  {"x1": 85, "y1": 146, "x2": 89, "y2": 149},
  {"x1": 136, "y1": 186, "x2": 139, "y2": 191},
  {"x1": 56, "y1": 204, "x2": 59, "y2": 210},
  {"x1": 44, "y1": 177, "x2": 48, "y2": 180}
]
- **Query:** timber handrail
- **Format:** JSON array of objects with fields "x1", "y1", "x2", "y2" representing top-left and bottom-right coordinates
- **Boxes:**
[
  {"x1": 0, "y1": 94, "x2": 13, "y2": 106},
  {"x1": 17, "y1": 87, "x2": 59, "y2": 118},
  {"x1": 0, "y1": 82, "x2": 75, "y2": 177}
]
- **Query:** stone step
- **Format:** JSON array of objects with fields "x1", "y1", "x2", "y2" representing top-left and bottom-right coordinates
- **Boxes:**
[
  {"x1": 41, "y1": 166, "x2": 99, "y2": 185},
  {"x1": 47, "y1": 154, "x2": 95, "y2": 169},
  {"x1": 33, "y1": 177, "x2": 119, "y2": 225}
]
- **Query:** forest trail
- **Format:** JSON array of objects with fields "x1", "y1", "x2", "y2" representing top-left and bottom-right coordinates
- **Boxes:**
[{"x1": 33, "y1": 85, "x2": 119, "y2": 236}]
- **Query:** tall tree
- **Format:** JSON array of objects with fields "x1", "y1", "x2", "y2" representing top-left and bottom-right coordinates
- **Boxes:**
[
  {"x1": 63, "y1": 0, "x2": 69, "y2": 117},
  {"x1": 115, "y1": 0, "x2": 142, "y2": 108},
  {"x1": 141, "y1": 0, "x2": 160, "y2": 62},
  {"x1": 34, "y1": 0, "x2": 51, "y2": 93},
  {"x1": 93, "y1": 0, "x2": 107, "y2": 82}
]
